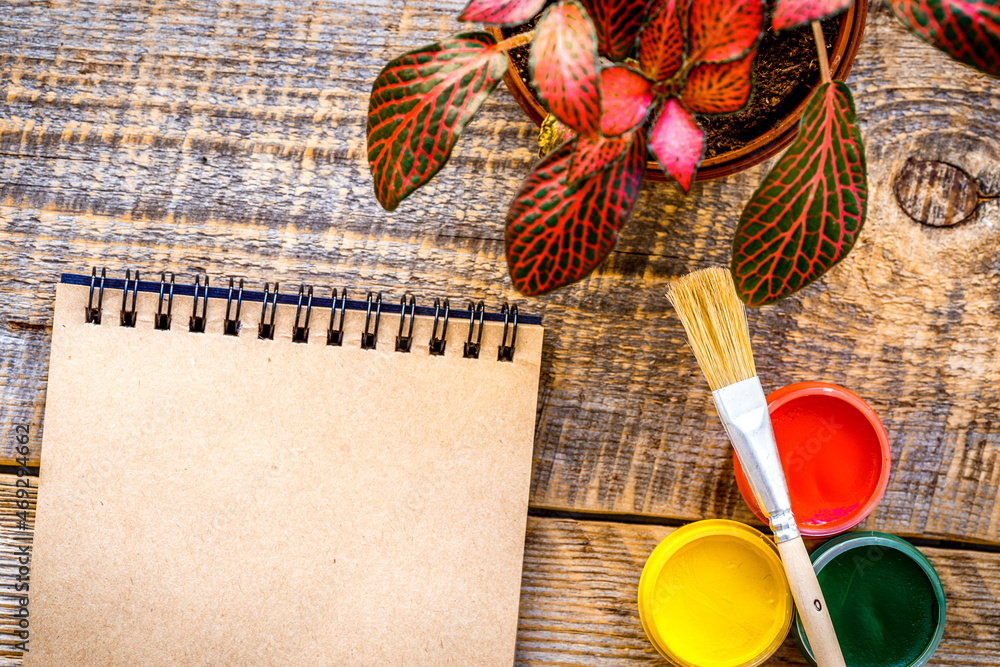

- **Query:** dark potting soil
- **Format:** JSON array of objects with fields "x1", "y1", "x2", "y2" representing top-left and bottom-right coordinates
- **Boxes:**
[{"x1": 502, "y1": 15, "x2": 840, "y2": 158}]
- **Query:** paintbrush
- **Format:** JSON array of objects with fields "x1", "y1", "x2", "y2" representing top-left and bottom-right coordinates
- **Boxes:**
[{"x1": 667, "y1": 267, "x2": 846, "y2": 667}]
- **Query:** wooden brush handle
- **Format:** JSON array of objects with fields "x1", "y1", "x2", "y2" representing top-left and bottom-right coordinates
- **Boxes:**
[{"x1": 777, "y1": 536, "x2": 846, "y2": 667}]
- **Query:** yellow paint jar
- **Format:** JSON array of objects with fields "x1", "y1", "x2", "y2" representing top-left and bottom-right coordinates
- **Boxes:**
[{"x1": 638, "y1": 520, "x2": 792, "y2": 667}]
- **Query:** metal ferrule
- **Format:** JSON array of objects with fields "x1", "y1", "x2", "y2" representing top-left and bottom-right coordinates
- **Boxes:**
[{"x1": 712, "y1": 376, "x2": 800, "y2": 544}]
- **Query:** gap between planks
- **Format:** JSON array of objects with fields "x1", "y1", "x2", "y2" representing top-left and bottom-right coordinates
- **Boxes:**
[{"x1": 528, "y1": 506, "x2": 1000, "y2": 556}]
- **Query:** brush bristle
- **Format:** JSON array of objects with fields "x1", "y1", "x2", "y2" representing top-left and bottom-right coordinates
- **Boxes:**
[{"x1": 667, "y1": 267, "x2": 756, "y2": 391}]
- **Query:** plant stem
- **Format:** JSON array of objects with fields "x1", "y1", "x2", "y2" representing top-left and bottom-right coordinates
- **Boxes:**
[
  {"x1": 495, "y1": 30, "x2": 534, "y2": 53},
  {"x1": 661, "y1": 58, "x2": 698, "y2": 97},
  {"x1": 811, "y1": 21, "x2": 832, "y2": 84}
]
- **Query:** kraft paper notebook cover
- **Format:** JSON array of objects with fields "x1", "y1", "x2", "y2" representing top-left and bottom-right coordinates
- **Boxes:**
[{"x1": 27, "y1": 271, "x2": 543, "y2": 666}]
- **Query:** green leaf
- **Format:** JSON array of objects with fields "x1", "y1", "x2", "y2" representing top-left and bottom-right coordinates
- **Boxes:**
[
  {"x1": 506, "y1": 131, "x2": 647, "y2": 295},
  {"x1": 888, "y1": 0, "x2": 999, "y2": 77},
  {"x1": 366, "y1": 33, "x2": 507, "y2": 211},
  {"x1": 732, "y1": 81, "x2": 867, "y2": 307}
]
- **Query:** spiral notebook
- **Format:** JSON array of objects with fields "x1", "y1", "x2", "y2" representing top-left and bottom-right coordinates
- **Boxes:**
[{"x1": 26, "y1": 270, "x2": 544, "y2": 666}]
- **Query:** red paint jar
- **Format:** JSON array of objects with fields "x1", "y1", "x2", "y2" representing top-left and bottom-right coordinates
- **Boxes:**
[{"x1": 733, "y1": 382, "x2": 891, "y2": 537}]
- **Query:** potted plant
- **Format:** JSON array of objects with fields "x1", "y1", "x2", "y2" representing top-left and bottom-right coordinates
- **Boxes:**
[
  {"x1": 488, "y1": 2, "x2": 867, "y2": 182},
  {"x1": 366, "y1": 0, "x2": 999, "y2": 304}
]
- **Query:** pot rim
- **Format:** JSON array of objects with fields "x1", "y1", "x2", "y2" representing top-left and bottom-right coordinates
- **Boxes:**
[
  {"x1": 637, "y1": 519, "x2": 793, "y2": 667},
  {"x1": 488, "y1": 0, "x2": 868, "y2": 182},
  {"x1": 793, "y1": 532, "x2": 947, "y2": 667}
]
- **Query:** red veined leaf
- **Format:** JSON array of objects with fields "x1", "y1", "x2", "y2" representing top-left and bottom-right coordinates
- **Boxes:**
[
  {"x1": 639, "y1": 0, "x2": 686, "y2": 80},
  {"x1": 732, "y1": 81, "x2": 867, "y2": 307},
  {"x1": 530, "y1": 0, "x2": 602, "y2": 136},
  {"x1": 688, "y1": 0, "x2": 765, "y2": 64},
  {"x1": 600, "y1": 66, "x2": 654, "y2": 135},
  {"x1": 567, "y1": 131, "x2": 634, "y2": 183},
  {"x1": 648, "y1": 98, "x2": 704, "y2": 192},
  {"x1": 682, "y1": 48, "x2": 756, "y2": 115},
  {"x1": 367, "y1": 32, "x2": 508, "y2": 212},
  {"x1": 458, "y1": 0, "x2": 547, "y2": 26},
  {"x1": 580, "y1": 0, "x2": 649, "y2": 60},
  {"x1": 505, "y1": 131, "x2": 647, "y2": 294},
  {"x1": 888, "y1": 0, "x2": 1000, "y2": 77},
  {"x1": 773, "y1": 0, "x2": 852, "y2": 31}
]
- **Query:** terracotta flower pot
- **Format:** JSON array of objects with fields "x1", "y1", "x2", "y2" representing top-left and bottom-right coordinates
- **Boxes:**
[{"x1": 488, "y1": 0, "x2": 868, "y2": 182}]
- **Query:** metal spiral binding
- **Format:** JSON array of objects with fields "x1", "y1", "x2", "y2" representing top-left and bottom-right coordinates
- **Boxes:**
[
  {"x1": 224, "y1": 278, "x2": 243, "y2": 336},
  {"x1": 190, "y1": 276, "x2": 209, "y2": 333},
  {"x1": 327, "y1": 288, "x2": 347, "y2": 346},
  {"x1": 293, "y1": 285, "x2": 313, "y2": 344},
  {"x1": 155, "y1": 272, "x2": 174, "y2": 330},
  {"x1": 498, "y1": 304, "x2": 517, "y2": 362},
  {"x1": 120, "y1": 269, "x2": 139, "y2": 328},
  {"x1": 75, "y1": 269, "x2": 526, "y2": 358},
  {"x1": 258, "y1": 282, "x2": 279, "y2": 340},
  {"x1": 85, "y1": 267, "x2": 106, "y2": 324},
  {"x1": 361, "y1": 292, "x2": 381, "y2": 350},
  {"x1": 464, "y1": 300, "x2": 485, "y2": 359},
  {"x1": 396, "y1": 295, "x2": 416, "y2": 353},
  {"x1": 429, "y1": 298, "x2": 449, "y2": 356}
]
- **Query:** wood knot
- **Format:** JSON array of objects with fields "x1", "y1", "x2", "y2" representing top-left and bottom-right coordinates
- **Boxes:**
[{"x1": 893, "y1": 159, "x2": 980, "y2": 227}]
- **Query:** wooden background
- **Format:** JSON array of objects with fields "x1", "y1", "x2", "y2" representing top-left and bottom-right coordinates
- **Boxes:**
[{"x1": 1, "y1": 0, "x2": 998, "y2": 663}]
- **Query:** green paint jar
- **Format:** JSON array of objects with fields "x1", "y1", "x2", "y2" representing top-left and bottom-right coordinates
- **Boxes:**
[{"x1": 794, "y1": 532, "x2": 946, "y2": 667}]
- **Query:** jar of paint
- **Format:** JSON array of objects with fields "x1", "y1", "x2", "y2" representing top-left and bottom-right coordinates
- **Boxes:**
[
  {"x1": 733, "y1": 382, "x2": 891, "y2": 537},
  {"x1": 794, "y1": 532, "x2": 946, "y2": 667},
  {"x1": 637, "y1": 520, "x2": 792, "y2": 667}
]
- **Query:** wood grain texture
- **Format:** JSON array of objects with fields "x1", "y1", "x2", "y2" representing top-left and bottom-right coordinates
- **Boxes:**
[
  {"x1": 1, "y1": 0, "x2": 1000, "y2": 548},
  {"x1": 0, "y1": 492, "x2": 994, "y2": 666},
  {"x1": 516, "y1": 517, "x2": 1000, "y2": 665}
]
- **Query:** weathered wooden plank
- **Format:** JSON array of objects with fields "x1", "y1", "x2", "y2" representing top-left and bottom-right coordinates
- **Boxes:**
[
  {"x1": 1, "y1": 0, "x2": 1000, "y2": 546},
  {"x1": 516, "y1": 517, "x2": 1000, "y2": 666},
  {"x1": 0, "y1": 477, "x2": 995, "y2": 666}
]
